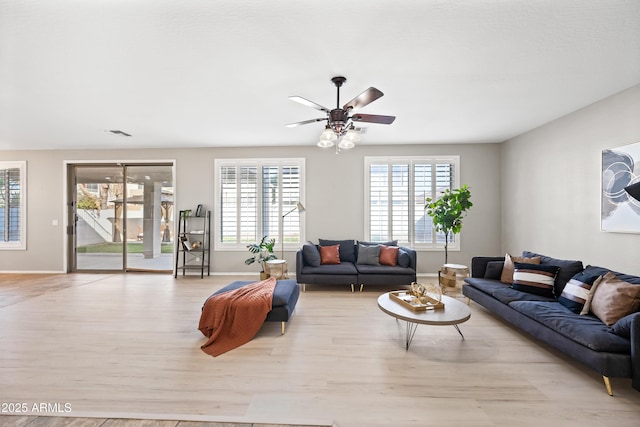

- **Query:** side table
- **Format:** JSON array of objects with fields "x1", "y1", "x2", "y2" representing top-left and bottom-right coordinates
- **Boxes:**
[
  {"x1": 266, "y1": 259, "x2": 288, "y2": 280},
  {"x1": 439, "y1": 263, "x2": 470, "y2": 301}
]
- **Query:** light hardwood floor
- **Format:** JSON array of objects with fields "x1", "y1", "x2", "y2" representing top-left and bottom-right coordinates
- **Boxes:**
[{"x1": 1, "y1": 273, "x2": 639, "y2": 427}]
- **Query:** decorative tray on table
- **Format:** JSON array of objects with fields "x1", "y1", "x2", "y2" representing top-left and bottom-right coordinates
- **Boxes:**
[{"x1": 390, "y1": 283, "x2": 445, "y2": 312}]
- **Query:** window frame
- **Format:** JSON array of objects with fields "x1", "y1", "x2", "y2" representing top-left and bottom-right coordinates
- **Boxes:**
[
  {"x1": 213, "y1": 158, "x2": 305, "y2": 252},
  {"x1": 364, "y1": 155, "x2": 460, "y2": 250},
  {"x1": 0, "y1": 160, "x2": 27, "y2": 250}
]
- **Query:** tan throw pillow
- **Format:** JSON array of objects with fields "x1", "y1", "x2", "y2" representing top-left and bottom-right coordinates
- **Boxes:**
[
  {"x1": 379, "y1": 245, "x2": 399, "y2": 266},
  {"x1": 319, "y1": 244, "x2": 341, "y2": 265},
  {"x1": 500, "y1": 253, "x2": 541, "y2": 284},
  {"x1": 590, "y1": 271, "x2": 640, "y2": 326}
]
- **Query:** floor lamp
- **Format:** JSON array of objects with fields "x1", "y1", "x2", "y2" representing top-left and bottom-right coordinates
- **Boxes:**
[{"x1": 280, "y1": 202, "x2": 305, "y2": 259}]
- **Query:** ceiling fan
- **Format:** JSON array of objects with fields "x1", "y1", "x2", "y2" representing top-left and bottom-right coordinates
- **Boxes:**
[{"x1": 286, "y1": 76, "x2": 396, "y2": 150}]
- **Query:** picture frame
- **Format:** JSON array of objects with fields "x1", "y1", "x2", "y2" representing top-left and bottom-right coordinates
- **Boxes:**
[
  {"x1": 601, "y1": 141, "x2": 640, "y2": 233},
  {"x1": 195, "y1": 204, "x2": 203, "y2": 217}
]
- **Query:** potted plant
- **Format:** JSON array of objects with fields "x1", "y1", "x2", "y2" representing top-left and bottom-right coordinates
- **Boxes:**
[
  {"x1": 245, "y1": 235, "x2": 277, "y2": 279},
  {"x1": 425, "y1": 184, "x2": 473, "y2": 265}
]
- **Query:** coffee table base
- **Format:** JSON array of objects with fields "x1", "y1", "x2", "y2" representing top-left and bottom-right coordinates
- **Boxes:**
[{"x1": 402, "y1": 320, "x2": 465, "y2": 350}]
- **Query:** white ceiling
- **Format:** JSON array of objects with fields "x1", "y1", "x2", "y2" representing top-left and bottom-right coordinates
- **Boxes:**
[{"x1": 1, "y1": 0, "x2": 639, "y2": 151}]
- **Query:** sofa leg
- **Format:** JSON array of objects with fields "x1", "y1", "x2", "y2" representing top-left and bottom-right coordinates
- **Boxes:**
[
  {"x1": 603, "y1": 376, "x2": 613, "y2": 396},
  {"x1": 302, "y1": 283, "x2": 306, "y2": 292},
  {"x1": 359, "y1": 283, "x2": 364, "y2": 292},
  {"x1": 281, "y1": 322, "x2": 285, "y2": 335},
  {"x1": 350, "y1": 283, "x2": 354, "y2": 293}
]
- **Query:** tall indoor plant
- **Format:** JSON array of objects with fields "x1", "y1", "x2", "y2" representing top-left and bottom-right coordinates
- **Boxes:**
[
  {"x1": 425, "y1": 184, "x2": 473, "y2": 264},
  {"x1": 245, "y1": 235, "x2": 277, "y2": 279}
]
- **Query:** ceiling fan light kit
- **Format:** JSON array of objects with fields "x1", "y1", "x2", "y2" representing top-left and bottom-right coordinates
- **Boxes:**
[{"x1": 287, "y1": 76, "x2": 395, "y2": 153}]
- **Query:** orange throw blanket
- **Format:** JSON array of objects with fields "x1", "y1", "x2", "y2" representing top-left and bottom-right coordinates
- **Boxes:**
[{"x1": 198, "y1": 277, "x2": 276, "y2": 357}]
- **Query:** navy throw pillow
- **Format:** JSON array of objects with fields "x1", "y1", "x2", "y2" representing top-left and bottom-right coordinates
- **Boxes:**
[
  {"x1": 302, "y1": 242, "x2": 321, "y2": 267},
  {"x1": 319, "y1": 239, "x2": 356, "y2": 263},
  {"x1": 397, "y1": 249, "x2": 411, "y2": 268},
  {"x1": 512, "y1": 262, "x2": 560, "y2": 298},
  {"x1": 557, "y1": 271, "x2": 601, "y2": 314}
]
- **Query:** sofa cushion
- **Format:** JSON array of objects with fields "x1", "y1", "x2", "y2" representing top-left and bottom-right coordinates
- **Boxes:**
[
  {"x1": 509, "y1": 301, "x2": 631, "y2": 353},
  {"x1": 379, "y1": 245, "x2": 399, "y2": 266},
  {"x1": 512, "y1": 262, "x2": 560, "y2": 298},
  {"x1": 522, "y1": 251, "x2": 584, "y2": 295},
  {"x1": 357, "y1": 244, "x2": 381, "y2": 265},
  {"x1": 398, "y1": 249, "x2": 411, "y2": 268},
  {"x1": 358, "y1": 240, "x2": 398, "y2": 247},
  {"x1": 319, "y1": 244, "x2": 341, "y2": 265},
  {"x1": 302, "y1": 241, "x2": 321, "y2": 267},
  {"x1": 590, "y1": 271, "x2": 640, "y2": 326},
  {"x1": 500, "y1": 253, "x2": 541, "y2": 284},
  {"x1": 484, "y1": 261, "x2": 504, "y2": 280},
  {"x1": 355, "y1": 264, "x2": 416, "y2": 275},
  {"x1": 301, "y1": 262, "x2": 358, "y2": 275},
  {"x1": 557, "y1": 271, "x2": 602, "y2": 314},
  {"x1": 319, "y1": 239, "x2": 356, "y2": 263},
  {"x1": 465, "y1": 277, "x2": 555, "y2": 304}
]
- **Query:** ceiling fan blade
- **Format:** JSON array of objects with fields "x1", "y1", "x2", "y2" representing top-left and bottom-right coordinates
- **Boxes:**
[
  {"x1": 351, "y1": 113, "x2": 396, "y2": 125},
  {"x1": 343, "y1": 87, "x2": 384, "y2": 110},
  {"x1": 285, "y1": 118, "x2": 326, "y2": 128},
  {"x1": 288, "y1": 96, "x2": 330, "y2": 113}
]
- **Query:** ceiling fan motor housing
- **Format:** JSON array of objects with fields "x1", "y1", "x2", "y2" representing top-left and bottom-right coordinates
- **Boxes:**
[{"x1": 329, "y1": 109, "x2": 349, "y2": 134}]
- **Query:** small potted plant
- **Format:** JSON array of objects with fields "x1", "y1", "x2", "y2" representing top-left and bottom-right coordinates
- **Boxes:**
[{"x1": 245, "y1": 235, "x2": 277, "y2": 280}]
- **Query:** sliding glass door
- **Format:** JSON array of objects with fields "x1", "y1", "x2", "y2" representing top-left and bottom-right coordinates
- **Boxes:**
[{"x1": 69, "y1": 163, "x2": 174, "y2": 272}]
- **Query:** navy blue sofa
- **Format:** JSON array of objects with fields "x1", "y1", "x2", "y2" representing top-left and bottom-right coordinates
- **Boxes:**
[
  {"x1": 463, "y1": 251, "x2": 640, "y2": 395},
  {"x1": 296, "y1": 239, "x2": 417, "y2": 292}
]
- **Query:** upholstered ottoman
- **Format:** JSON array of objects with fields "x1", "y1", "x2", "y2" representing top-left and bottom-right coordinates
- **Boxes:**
[{"x1": 209, "y1": 279, "x2": 300, "y2": 334}]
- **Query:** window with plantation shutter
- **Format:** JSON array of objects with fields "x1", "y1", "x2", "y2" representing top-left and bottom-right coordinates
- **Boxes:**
[
  {"x1": 0, "y1": 161, "x2": 27, "y2": 250},
  {"x1": 364, "y1": 156, "x2": 459, "y2": 249},
  {"x1": 215, "y1": 159, "x2": 305, "y2": 252}
]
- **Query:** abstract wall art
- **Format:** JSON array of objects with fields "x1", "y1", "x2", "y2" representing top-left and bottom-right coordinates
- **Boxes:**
[{"x1": 601, "y1": 141, "x2": 640, "y2": 233}]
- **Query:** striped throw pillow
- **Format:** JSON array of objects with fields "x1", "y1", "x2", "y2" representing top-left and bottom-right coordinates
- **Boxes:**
[
  {"x1": 512, "y1": 262, "x2": 560, "y2": 298},
  {"x1": 557, "y1": 272, "x2": 602, "y2": 314}
]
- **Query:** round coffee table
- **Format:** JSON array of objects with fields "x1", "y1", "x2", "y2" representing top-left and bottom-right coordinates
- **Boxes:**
[{"x1": 377, "y1": 291, "x2": 471, "y2": 350}]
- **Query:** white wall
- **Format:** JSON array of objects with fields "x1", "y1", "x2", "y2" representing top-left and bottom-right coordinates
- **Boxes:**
[
  {"x1": 0, "y1": 143, "x2": 502, "y2": 274},
  {"x1": 501, "y1": 84, "x2": 640, "y2": 275}
]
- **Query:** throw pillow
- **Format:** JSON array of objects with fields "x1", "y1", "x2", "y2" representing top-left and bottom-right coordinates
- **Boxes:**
[
  {"x1": 521, "y1": 250, "x2": 584, "y2": 295},
  {"x1": 379, "y1": 245, "x2": 399, "y2": 266},
  {"x1": 484, "y1": 261, "x2": 504, "y2": 280},
  {"x1": 500, "y1": 253, "x2": 541, "y2": 284},
  {"x1": 611, "y1": 312, "x2": 639, "y2": 338},
  {"x1": 557, "y1": 271, "x2": 603, "y2": 314},
  {"x1": 302, "y1": 241, "x2": 321, "y2": 267},
  {"x1": 358, "y1": 240, "x2": 398, "y2": 247},
  {"x1": 357, "y1": 244, "x2": 381, "y2": 265},
  {"x1": 590, "y1": 271, "x2": 640, "y2": 326},
  {"x1": 397, "y1": 249, "x2": 411, "y2": 268},
  {"x1": 319, "y1": 239, "x2": 356, "y2": 263},
  {"x1": 511, "y1": 262, "x2": 560, "y2": 298},
  {"x1": 319, "y1": 244, "x2": 341, "y2": 265}
]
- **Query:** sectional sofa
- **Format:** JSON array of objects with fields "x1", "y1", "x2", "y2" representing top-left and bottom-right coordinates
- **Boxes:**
[
  {"x1": 463, "y1": 251, "x2": 640, "y2": 395},
  {"x1": 295, "y1": 239, "x2": 417, "y2": 291}
]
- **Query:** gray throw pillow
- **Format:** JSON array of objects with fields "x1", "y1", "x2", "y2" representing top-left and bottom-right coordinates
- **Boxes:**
[
  {"x1": 302, "y1": 241, "x2": 321, "y2": 267},
  {"x1": 357, "y1": 244, "x2": 380, "y2": 265}
]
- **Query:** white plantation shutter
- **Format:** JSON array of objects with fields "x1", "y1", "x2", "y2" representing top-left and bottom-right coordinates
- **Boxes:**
[
  {"x1": 215, "y1": 159, "x2": 304, "y2": 250},
  {"x1": 0, "y1": 161, "x2": 26, "y2": 250},
  {"x1": 365, "y1": 156, "x2": 458, "y2": 249}
]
